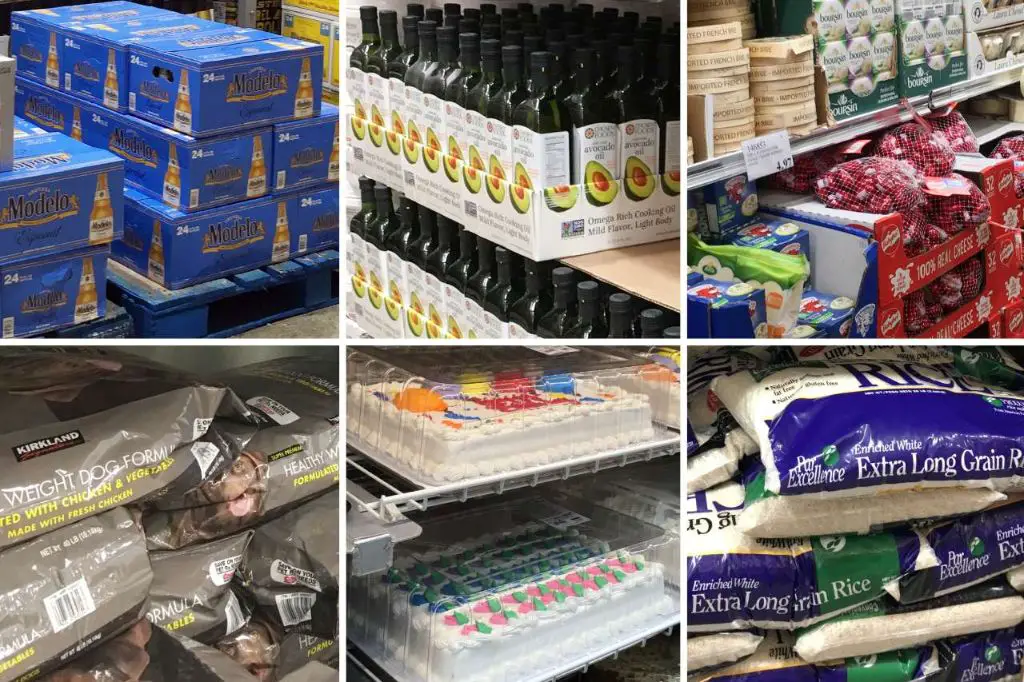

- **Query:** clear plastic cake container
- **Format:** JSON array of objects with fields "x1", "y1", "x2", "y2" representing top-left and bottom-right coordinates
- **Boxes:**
[
  {"x1": 346, "y1": 348, "x2": 660, "y2": 484},
  {"x1": 602, "y1": 347, "x2": 681, "y2": 430},
  {"x1": 347, "y1": 492, "x2": 677, "y2": 682}
]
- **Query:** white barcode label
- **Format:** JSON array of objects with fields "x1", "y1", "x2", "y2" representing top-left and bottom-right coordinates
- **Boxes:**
[
  {"x1": 193, "y1": 418, "x2": 213, "y2": 440},
  {"x1": 276, "y1": 170, "x2": 287, "y2": 190},
  {"x1": 191, "y1": 441, "x2": 219, "y2": 479},
  {"x1": 129, "y1": 92, "x2": 136, "y2": 111},
  {"x1": 464, "y1": 200, "x2": 478, "y2": 218},
  {"x1": 44, "y1": 578, "x2": 96, "y2": 632},
  {"x1": 209, "y1": 554, "x2": 243, "y2": 586},
  {"x1": 527, "y1": 346, "x2": 580, "y2": 356},
  {"x1": 405, "y1": 171, "x2": 415, "y2": 187},
  {"x1": 246, "y1": 396, "x2": 299, "y2": 425},
  {"x1": 535, "y1": 502, "x2": 590, "y2": 531},
  {"x1": 275, "y1": 593, "x2": 316, "y2": 627},
  {"x1": 2, "y1": 317, "x2": 13, "y2": 338},
  {"x1": 224, "y1": 590, "x2": 245, "y2": 635},
  {"x1": 190, "y1": 189, "x2": 199, "y2": 209},
  {"x1": 298, "y1": 234, "x2": 308, "y2": 253},
  {"x1": 353, "y1": 147, "x2": 364, "y2": 161}
]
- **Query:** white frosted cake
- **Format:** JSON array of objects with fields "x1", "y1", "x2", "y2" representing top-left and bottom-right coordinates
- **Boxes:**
[
  {"x1": 348, "y1": 522, "x2": 671, "y2": 682},
  {"x1": 606, "y1": 351, "x2": 680, "y2": 429},
  {"x1": 347, "y1": 377, "x2": 654, "y2": 481}
]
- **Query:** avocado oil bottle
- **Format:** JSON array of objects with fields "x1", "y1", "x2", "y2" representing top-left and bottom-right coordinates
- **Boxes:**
[
  {"x1": 424, "y1": 215, "x2": 458, "y2": 339},
  {"x1": 508, "y1": 258, "x2": 551, "y2": 338},
  {"x1": 567, "y1": 280, "x2": 607, "y2": 338},
  {"x1": 640, "y1": 308, "x2": 665, "y2": 338},
  {"x1": 608, "y1": 292, "x2": 635, "y2": 338},
  {"x1": 511, "y1": 51, "x2": 571, "y2": 190},
  {"x1": 464, "y1": 236, "x2": 497, "y2": 337},
  {"x1": 364, "y1": 184, "x2": 396, "y2": 319},
  {"x1": 383, "y1": 197, "x2": 416, "y2": 331},
  {"x1": 613, "y1": 44, "x2": 660, "y2": 188},
  {"x1": 422, "y1": 26, "x2": 460, "y2": 156},
  {"x1": 387, "y1": 15, "x2": 420, "y2": 138},
  {"x1": 568, "y1": 47, "x2": 618, "y2": 187},
  {"x1": 445, "y1": 32, "x2": 481, "y2": 166},
  {"x1": 486, "y1": 45, "x2": 528, "y2": 182},
  {"x1": 465, "y1": 38, "x2": 502, "y2": 183},
  {"x1": 348, "y1": 177, "x2": 376, "y2": 312},
  {"x1": 364, "y1": 10, "x2": 401, "y2": 132},
  {"x1": 404, "y1": 21, "x2": 439, "y2": 151},
  {"x1": 536, "y1": 266, "x2": 578, "y2": 338},
  {"x1": 403, "y1": 203, "x2": 436, "y2": 337},
  {"x1": 657, "y1": 36, "x2": 680, "y2": 186},
  {"x1": 443, "y1": 225, "x2": 477, "y2": 338},
  {"x1": 350, "y1": 7, "x2": 380, "y2": 127},
  {"x1": 483, "y1": 247, "x2": 524, "y2": 338}
]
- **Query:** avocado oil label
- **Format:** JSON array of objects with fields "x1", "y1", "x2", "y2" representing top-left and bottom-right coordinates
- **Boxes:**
[
  {"x1": 423, "y1": 272, "x2": 447, "y2": 338},
  {"x1": 404, "y1": 84, "x2": 427, "y2": 149},
  {"x1": 464, "y1": 109, "x2": 489, "y2": 176},
  {"x1": 572, "y1": 123, "x2": 620, "y2": 184},
  {"x1": 462, "y1": 296, "x2": 485, "y2": 338},
  {"x1": 445, "y1": 101, "x2": 467, "y2": 166},
  {"x1": 421, "y1": 92, "x2": 446, "y2": 157},
  {"x1": 442, "y1": 283, "x2": 468, "y2": 338},
  {"x1": 404, "y1": 263, "x2": 430, "y2": 338},
  {"x1": 509, "y1": 322, "x2": 540, "y2": 339},
  {"x1": 512, "y1": 127, "x2": 570, "y2": 189},
  {"x1": 484, "y1": 118, "x2": 515, "y2": 182},
  {"x1": 348, "y1": 68, "x2": 367, "y2": 121},
  {"x1": 619, "y1": 119, "x2": 661, "y2": 177},
  {"x1": 388, "y1": 77, "x2": 405, "y2": 135},
  {"x1": 384, "y1": 251, "x2": 408, "y2": 334},
  {"x1": 480, "y1": 311, "x2": 508, "y2": 338},
  {"x1": 365, "y1": 73, "x2": 389, "y2": 130},
  {"x1": 347, "y1": 232, "x2": 367, "y2": 303},
  {"x1": 665, "y1": 121, "x2": 682, "y2": 174},
  {"x1": 363, "y1": 241, "x2": 388, "y2": 320}
]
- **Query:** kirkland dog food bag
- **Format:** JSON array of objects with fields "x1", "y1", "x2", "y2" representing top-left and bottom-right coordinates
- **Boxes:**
[
  {"x1": 237, "y1": 492, "x2": 338, "y2": 638},
  {"x1": 0, "y1": 507, "x2": 152, "y2": 682},
  {"x1": 794, "y1": 580, "x2": 1024, "y2": 663},
  {"x1": 136, "y1": 629, "x2": 257, "y2": 682},
  {"x1": 278, "y1": 661, "x2": 337, "y2": 682},
  {"x1": 0, "y1": 351, "x2": 235, "y2": 549},
  {"x1": 687, "y1": 481, "x2": 937, "y2": 631},
  {"x1": 713, "y1": 359, "x2": 1024, "y2": 499},
  {"x1": 147, "y1": 531, "x2": 254, "y2": 644},
  {"x1": 40, "y1": 619, "x2": 153, "y2": 682},
  {"x1": 144, "y1": 357, "x2": 339, "y2": 550}
]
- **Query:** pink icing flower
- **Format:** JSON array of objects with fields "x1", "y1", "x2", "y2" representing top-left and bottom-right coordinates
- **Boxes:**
[
  {"x1": 586, "y1": 566, "x2": 603, "y2": 575},
  {"x1": 517, "y1": 603, "x2": 534, "y2": 615},
  {"x1": 541, "y1": 593, "x2": 556, "y2": 604},
  {"x1": 622, "y1": 563, "x2": 637, "y2": 573},
  {"x1": 461, "y1": 625, "x2": 477, "y2": 636},
  {"x1": 490, "y1": 614, "x2": 508, "y2": 625},
  {"x1": 566, "y1": 574, "x2": 583, "y2": 584},
  {"x1": 583, "y1": 580, "x2": 598, "y2": 591},
  {"x1": 473, "y1": 602, "x2": 491, "y2": 613},
  {"x1": 527, "y1": 586, "x2": 542, "y2": 597}
]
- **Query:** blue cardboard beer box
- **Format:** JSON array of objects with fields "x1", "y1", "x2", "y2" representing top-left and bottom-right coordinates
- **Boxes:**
[
  {"x1": 0, "y1": 132, "x2": 124, "y2": 264},
  {"x1": 687, "y1": 278, "x2": 767, "y2": 338},
  {"x1": 797, "y1": 289, "x2": 855, "y2": 338},
  {"x1": 115, "y1": 186, "x2": 283, "y2": 289},
  {"x1": 12, "y1": 117, "x2": 49, "y2": 139},
  {"x1": 61, "y1": 13, "x2": 224, "y2": 112},
  {"x1": 725, "y1": 216, "x2": 811, "y2": 259},
  {"x1": 16, "y1": 77, "x2": 272, "y2": 211},
  {"x1": 286, "y1": 185, "x2": 338, "y2": 256},
  {"x1": 128, "y1": 29, "x2": 324, "y2": 137},
  {"x1": 10, "y1": 2, "x2": 167, "y2": 90},
  {"x1": 272, "y1": 103, "x2": 339, "y2": 191},
  {"x1": 0, "y1": 245, "x2": 107, "y2": 337}
]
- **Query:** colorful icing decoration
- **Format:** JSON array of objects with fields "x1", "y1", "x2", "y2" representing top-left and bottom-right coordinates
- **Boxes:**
[
  {"x1": 554, "y1": 591, "x2": 567, "y2": 603},
  {"x1": 445, "y1": 611, "x2": 470, "y2": 626},
  {"x1": 594, "y1": 576, "x2": 609, "y2": 589},
  {"x1": 532, "y1": 597, "x2": 547, "y2": 611},
  {"x1": 612, "y1": 570, "x2": 626, "y2": 583},
  {"x1": 393, "y1": 387, "x2": 448, "y2": 413}
]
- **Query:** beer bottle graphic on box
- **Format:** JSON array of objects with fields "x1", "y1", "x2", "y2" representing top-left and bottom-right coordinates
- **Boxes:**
[
  {"x1": 148, "y1": 218, "x2": 165, "y2": 285},
  {"x1": 89, "y1": 172, "x2": 115, "y2": 244},
  {"x1": 163, "y1": 142, "x2": 181, "y2": 208},
  {"x1": 73, "y1": 256, "x2": 97, "y2": 323}
]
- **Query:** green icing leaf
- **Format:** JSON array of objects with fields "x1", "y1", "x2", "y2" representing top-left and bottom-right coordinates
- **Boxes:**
[
  {"x1": 538, "y1": 585, "x2": 550, "y2": 595},
  {"x1": 595, "y1": 576, "x2": 608, "y2": 588},
  {"x1": 504, "y1": 609, "x2": 518, "y2": 619},
  {"x1": 454, "y1": 611, "x2": 469, "y2": 625},
  {"x1": 513, "y1": 591, "x2": 527, "y2": 603},
  {"x1": 476, "y1": 621, "x2": 493, "y2": 634},
  {"x1": 554, "y1": 591, "x2": 566, "y2": 603},
  {"x1": 599, "y1": 563, "x2": 610, "y2": 572},
  {"x1": 613, "y1": 569, "x2": 626, "y2": 582},
  {"x1": 425, "y1": 589, "x2": 439, "y2": 602},
  {"x1": 635, "y1": 560, "x2": 645, "y2": 571},
  {"x1": 532, "y1": 597, "x2": 547, "y2": 611},
  {"x1": 572, "y1": 584, "x2": 584, "y2": 597},
  {"x1": 487, "y1": 598, "x2": 501, "y2": 612}
]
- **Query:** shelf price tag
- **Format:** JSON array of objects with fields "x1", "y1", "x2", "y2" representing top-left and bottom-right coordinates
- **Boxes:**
[{"x1": 741, "y1": 131, "x2": 794, "y2": 181}]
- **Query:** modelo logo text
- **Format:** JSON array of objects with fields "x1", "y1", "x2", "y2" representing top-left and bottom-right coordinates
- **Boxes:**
[
  {"x1": 0, "y1": 190, "x2": 80, "y2": 229},
  {"x1": 290, "y1": 149, "x2": 323, "y2": 168},
  {"x1": 73, "y1": 62, "x2": 100, "y2": 83},
  {"x1": 139, "y1": 80, "x2": 170, "y2": 103},
  {"x1": 110, "y1": 129, "x2": 159, "y2": 168},
  {"x1": 201, "y1": 217, "x2": 266, "y2": 253},
  {"x1": 25, "y1": 96, "x2": 65, "y2": 129},
  {"x1": 226, "y1": 69, "x2": 288, "y2": 102},
  {"x1": 21, "y1": 289, "x2": 68, "y2": 313}
]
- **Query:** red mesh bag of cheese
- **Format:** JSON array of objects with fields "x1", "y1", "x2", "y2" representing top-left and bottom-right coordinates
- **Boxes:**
[
  {"x1": 924, "y1": 174, "x2": 991, "y2": 234},
  {"x1": 991, "y1": 135, "x2": 1024, "y2": 160},
  {"x1": 876, "y1": 122, "x2": 956, "y2": 176},
  {"x1": 769, "y1": 147, "x2": 845, "y2": 193},
  {"x1": 927, "y1": 110, "x2": 979, "y2": 154},
  {"x1": 904, "y1": 290, "x2": 944, "y2": 336},
  {"x1": 815, "y1": 158, "x2": 925, "y2": 214},
  {"x1": 928, "y1": 255, "x2": 985, "y2": 313}
]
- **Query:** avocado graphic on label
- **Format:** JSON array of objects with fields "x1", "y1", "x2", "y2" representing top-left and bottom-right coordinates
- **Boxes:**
[
  {"x1": 403, "y1": 121, "x2": 421, "y2": 164},
  {"x1": 447, "y1": 316, "x2": 463, "y2": 338},
  {"x1": 385, "y1": 280, "x2": 402, "y2": 321},
  {"x1": 351, "y1": 264, "x2": 367, "y2": 298},
  {"x1": 391, "y1": 111, "x2": 406, "y2": 137},
  {"x1": 510, "y1": 183, "x2": 531, "y2": 214},
  {"x1": 407, "y1": 293, "x2": 425, "y2": 336},
  {"x1": 513, "y1": 161, "x2": 533, "y2": 191},
  {"x1": 444, "y1": 137, "x2": 461, "y2": 183},
  {"x1": 368, "y1": 105, "x2": 386, "y2": 147},
  {"x1": 351, "y1": 115, "x2": 367, "y2": 141},
  {"x1": 822, "y1": 444, "x2": 840, "y2": 467},
  {"x1": 969, "y1": 537, "x2": 985, "y2": 557},
  {"x1": 448, "y1": 134, "x2": 463, "y2": 163},
  {"x1": 423, "y1": 146, "x2": 441, "y2": 174},
  {"x1": 544, "y1": 185, "x2": 579, "y2": 212},
  {"x1": 663, "y1": 169, "x2": 681, "y2": 197},
  {"x1": 486, "y1": 155, "x2": 507, "y2": 204},
  {"x1": 368, "y1": 272, "x2": 384, "y2": 309},
  {"x1": 427, "y1": 304, "x2": 443, "y2": 338},
  {"x1": 386, "y1": 129, "x2": 402, "y2": 156},
  {"x1": 584, "y1": 160, "x2": 618, "y2": 206},
  {"x1": 463, "y1": 146, "x2": 485, "y2": 194},
  {"x1": 624, "y1": 156, "x2": 655, "y2": 201}
]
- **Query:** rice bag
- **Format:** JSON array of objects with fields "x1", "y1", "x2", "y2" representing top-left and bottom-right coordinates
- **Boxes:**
[
  {"x1": 687, "y1": 632, "x2": 763, "y2": 674},
  {"x1": 876, "y1": 122, "x2": 956, "y2": 177},
  {"x1": 794, "y1": 580, "x2": 1024, "y2": 663},
  {"x1": 814, "y1": 158, "x2": 925, "y2": 214},
  {"x1": 712, "y1": 359, "x2": 1024, "y2": 500},
  {"x1": 688, "y1": 412, "x2": 758, "y2": 494},
  {"x1": 687, "y1": 481, "x2": 937, "y2": 632}
]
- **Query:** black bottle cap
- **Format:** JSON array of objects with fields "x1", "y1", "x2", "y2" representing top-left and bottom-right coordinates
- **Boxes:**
[
  {"x1": 482, "y1": 22, "x2": 501, "y2": 40},
  {"x1": 577, "y1": 280, "x2": 599, "y2": 302},
  {"x1": 407, "y1": 3, "x2": 424, "y2": 18},
  {"x1": 438, "y1": 25, "x2": 457, "y2": 45},
  {"x1": 460, "y1": 32, "x2": 480, "y2": 52},
  {"x1": 502, "y1": 44, "x2": 523, "y2": 66},
  {"x1": 662, "y1": 326, "x2": 680, "y2": 338},
  {"x1": 546, "y1": 28, "x2": 564, "y2": 43},
  {"x1": 425, "y1": 8, "x2": 443, "y2": 24},
  {"x1": 481, "y1": 38, "x2": 502, "y2": 57},
  {"x1": 465, "y1": 8, "x2": 480, "y2": 20},
  {"x1": 609, "y1": 292, "x2": 633, "y2": 312},
  {"x1": 504, "y1": 30, "x2": 524, "y2": 47},
  {"x1": 444, "y1": 2, "x2": 460, "y2": 15},
  {"x1": 418, "y1": 20, "x2": 437, "y2": 37},
  {"x1": 565, "y1": 33, "x2": 584, "y2": 50},
  {"x1": 640, "y1": 308, "x2": 664, "y2": 335},
  {"x1": 480, "y1": 3, "x2": 497, "y2": 15},
  {"x1": 359, "y1": 5, "x2": 377, "y2": 21},
  {"x1": 374, "y1": 184, "x2": 391, "y2": 201},
  {"x1": 495, "y1": 246, "x2": 510, "y2": 264},
  {"x1": 460, "y1": 18, "x2": 480, "y2": 35},
  {"x1": 380, "y1": 9, "x2": 397, "y2": 25},
  {"x1": 501, "y1": 7, "x2": 517, "y2": 18},
  {"x1": 358, "y1": 176, "x2": 375, "y2": 192},
  {"x1": 523, "y1": 35, "x2": 543, "y2": 54},
  {"x1": 552, "y1": 266, "x2": 574, "y2": 287}
]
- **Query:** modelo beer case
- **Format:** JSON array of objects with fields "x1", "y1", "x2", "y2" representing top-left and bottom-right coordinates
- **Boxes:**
[
  {"x1": 0, "y1": 132, "x2": 124, "y2": 264},
  {"x1": 272, "y1": 103, "x2": 339, "y2": 192},
  {"x1": 10, "y1": 1, "x2": 161, "y2": 88},
  {"x1": 115, "y1": 186, "x2": 290, "y2": 289},
  {"x1": 286, "y1": 185, "x2": 339, "y2": 256},
  {"x1": 128, "y1": 28, "x2": 323, "y2": 137},
  {"x1": 0, "y1": 245, "x2": 107, "y2": 337}
]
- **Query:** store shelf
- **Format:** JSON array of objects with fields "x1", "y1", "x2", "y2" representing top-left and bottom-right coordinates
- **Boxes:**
[
  {"x1": 964, "y1": 115, "x2": 1024, "y2": 146},
  {"x1": 562, "y1": 240, "x2": 681, "y2": 312},
  {"x1": 346, "y1": 480, "x2": 422, "y2": 577},
  {"x1": 347, "y1": 428, "x2": 681, "y2": 524},
  {"x1": 347, "y1": 593, "x2": 680, "y2": 682},
  {"x1": 687, "y1": 67, "x2": 1024, "y2": 189}
]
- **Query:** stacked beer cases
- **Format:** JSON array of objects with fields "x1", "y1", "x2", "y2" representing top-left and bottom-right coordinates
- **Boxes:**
[
  {"x1": 10, "y1": 1, "x2": 339, "y2": 293},
  {"x1": 281, "y1": 0, "x2": 340, "y2": 107}
]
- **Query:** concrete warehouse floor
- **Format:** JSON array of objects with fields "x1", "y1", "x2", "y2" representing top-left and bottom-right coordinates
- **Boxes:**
[{"x1": 237, "y1": 306, "x2": 340, "y2": 339}]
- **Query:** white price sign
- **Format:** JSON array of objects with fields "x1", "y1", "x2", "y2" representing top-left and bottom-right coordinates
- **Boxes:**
[{"x1": 741, "y1": 131, "x2": 794, "y2": 181}]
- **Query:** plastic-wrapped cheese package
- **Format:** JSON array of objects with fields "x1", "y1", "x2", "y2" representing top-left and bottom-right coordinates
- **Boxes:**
[
  {"x1": 876, "y1": 122, "x2": 956, "y2": 177},
  {"x1": 794, "y1": 580, "x2": 1024, "y2": 663},
  {"x1": 991, "y1": 134, "x2": 1024, "y2": 161},
  {"x1": 687, "y1": 481, "x2": 937, "y2": 632},
  {"x1": 712, "y1": 359, "x2": 1024, "y2": 500},
  {"x1": 924, "y1": 174, "x2": 991, "y2": 235},
  {"x1": 927, "y1": 109, "x2": 980, "y2": 154},
  {"x1": 814, "y1": 157, "x2": 925, "y2": 214},
  {"x1": 768, "y1": 147, "x2": 845, "y2": 194}
]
